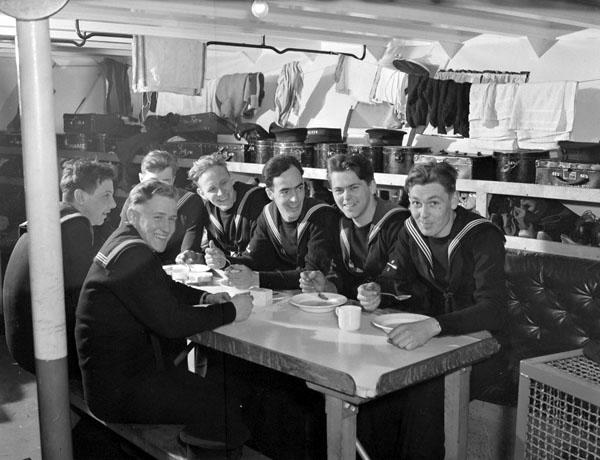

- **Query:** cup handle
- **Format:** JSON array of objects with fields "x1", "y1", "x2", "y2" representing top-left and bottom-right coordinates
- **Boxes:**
[{"x1": 335, "y1": 306, "x2": 341, "y2": 316}]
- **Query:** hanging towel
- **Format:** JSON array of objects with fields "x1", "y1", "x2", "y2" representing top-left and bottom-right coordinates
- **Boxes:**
[
  {"x1": 274, "y1": 62, "x2": 304, "y2": 127},
  {"x1": 132, "y1": 35, "x2": 206, "y2": 95},
  {"x1": 333, "y1": 55, "x2": 379, "y2": 102},
  {"x1": 371, "y1": 66, "x2": 407, "y2": 121},
  {"x1": 155, "y1": 78, "x2": 220, "y2": 116},
  {"x1": 509, "y1": 81, "x2": 577, "y2": 132},
  {"x1": 469, "y1": 83, "x2": 518, "y2": 141}
]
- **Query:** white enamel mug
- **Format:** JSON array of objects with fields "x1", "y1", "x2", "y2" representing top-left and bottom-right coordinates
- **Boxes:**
[{"x1": 335, "y1": 305, "x2": 361, "y2": 331}]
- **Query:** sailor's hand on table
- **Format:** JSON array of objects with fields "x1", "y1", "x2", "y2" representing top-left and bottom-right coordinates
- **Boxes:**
[
  {"x1": 357, "y1": 282, "x2": 381, "y2": 312},
  {"x1": 299, "y1": 270, "x2": 328, "y2": 293},
  {"x1": 387, "y1": 318, "x2": 440, "y2": 350},
  {"x1": 231, "y1": 292, "x2": 254, "y2": 322},
  {"x1": 204, "y1": 292, "x2": 232, "y2": 304},
  {"x1": 176, "y1": 250, "x2": 203, "y2": 265},
  {"x1": 224, "y1": 264, "x2": 259, "y2": 289},
  {"x1": 205, "y1": 241, "x2": 228, "y2": 269}
]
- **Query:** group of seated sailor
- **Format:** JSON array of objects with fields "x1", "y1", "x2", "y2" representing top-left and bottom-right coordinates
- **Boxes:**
[{"x1": 3, "y1": 148, "x2": 510, "y2": 460}]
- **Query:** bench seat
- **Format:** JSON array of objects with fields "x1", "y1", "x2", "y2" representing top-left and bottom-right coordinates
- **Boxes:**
[{"x1": 69, "y1": 380, "x2": 269, "y2": 460}]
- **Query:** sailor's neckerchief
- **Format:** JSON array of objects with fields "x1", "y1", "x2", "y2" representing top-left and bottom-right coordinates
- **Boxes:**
[
  {"x1": 205, "y1": 184, "x2": 261, "y2": 255},
  {"x1": 339, "y1": 200, "x2": 407, "y2": 273},
  {"x1": 263, "y1": 199, "x2": 330, "y2": 255}
]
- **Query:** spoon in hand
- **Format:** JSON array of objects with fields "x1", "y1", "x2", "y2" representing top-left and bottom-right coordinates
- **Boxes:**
[{"x1": 379, "y1": 292, "x2": 412, "y2": 302}]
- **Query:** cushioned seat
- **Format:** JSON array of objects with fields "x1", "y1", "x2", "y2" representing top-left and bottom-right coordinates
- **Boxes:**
[{"x1": 478, "y1": 249, "x2": 600, "y2": 407}]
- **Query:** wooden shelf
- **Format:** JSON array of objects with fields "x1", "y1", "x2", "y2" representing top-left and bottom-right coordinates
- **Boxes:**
[
  {"x1": 2, "y1": 149, "x2": 599, "y2": 260},
  {"x1": 223, "y1": 161, "x2": 600, "y2": 260}
]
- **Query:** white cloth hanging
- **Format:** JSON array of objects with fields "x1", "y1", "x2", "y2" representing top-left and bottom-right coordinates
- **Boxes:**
[
  {"x1": 132, "y1": 35, "x2": 206, "y2": 95},
  {"x1": 155, "y1": 79, "x2": 219, "y2": 116}
]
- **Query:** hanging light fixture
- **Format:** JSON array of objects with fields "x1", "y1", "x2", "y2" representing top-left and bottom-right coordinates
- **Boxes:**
[{"x1": 251, "y1": 0, "x2": 269, "y2": 18}]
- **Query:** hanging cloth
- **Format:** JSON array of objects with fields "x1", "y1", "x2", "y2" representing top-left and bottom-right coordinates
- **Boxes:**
[
  {"x1": 155, "y1": 79, "x2": 220, "y2": 116},
  {"x1": 274, "y1": 61, "x2": 304, "y2": 127},
  {"x1": 132, "y1": 35, "x2": 206, "y2": 95},
  {"x1": 99, "y1": 57, "x2": 131, "y2": 116}
]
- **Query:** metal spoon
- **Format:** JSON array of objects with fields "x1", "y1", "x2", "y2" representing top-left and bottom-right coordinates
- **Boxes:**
[
  {"x1": 304, "y1": 272, "x2": 328, "y2": 300},
  {"x1": 379, "y1": 292, "x2": 412, "y2": 302}
]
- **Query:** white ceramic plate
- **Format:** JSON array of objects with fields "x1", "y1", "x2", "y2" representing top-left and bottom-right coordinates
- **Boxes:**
[
  {"x1": 163, "y1": 264, "x2": 211, "y2": 274},
  {"x1": 289, "y1": 293, "x2": 348, "y2": 314},
  {"x1": 187, "y1": 264, "x2": 211, "y2": 273},
  {"x1": 371, "y1": 313, "x2": 431, "y2": 333}
]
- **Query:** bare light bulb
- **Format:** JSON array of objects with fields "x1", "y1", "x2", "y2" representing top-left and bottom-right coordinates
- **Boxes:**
[{"x1": 251, "y1": 0, "x2": 269, "y2": 18}]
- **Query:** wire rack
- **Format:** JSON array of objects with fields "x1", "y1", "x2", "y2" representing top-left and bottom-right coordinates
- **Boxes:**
[{"x1": 516, "y1": 350, "x2": 600, "y2": 460}]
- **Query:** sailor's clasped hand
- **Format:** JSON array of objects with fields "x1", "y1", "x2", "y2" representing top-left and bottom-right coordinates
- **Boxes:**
[{"x1": 357, "y1": 282, "x2": 381, "y2": 312}]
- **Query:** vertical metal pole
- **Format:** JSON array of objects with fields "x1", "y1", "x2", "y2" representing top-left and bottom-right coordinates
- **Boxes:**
[{"x1": 15, "y1": 18, "x2": 73, "y2": 460}]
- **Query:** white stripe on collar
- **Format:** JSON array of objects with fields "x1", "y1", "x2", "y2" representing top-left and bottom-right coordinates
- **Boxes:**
[
  {"x1": 95, "y1": 238, "x2": 146, "y2": 268},
  {"x1": 177, "y1": 191, "x2": 194, "y2": 208},
  {"x1": 368, "y1": 207, "x2": 404, "y2": 244},
  {"x1": 406, "y1": 219, "x2": 433, "y2": 268}
]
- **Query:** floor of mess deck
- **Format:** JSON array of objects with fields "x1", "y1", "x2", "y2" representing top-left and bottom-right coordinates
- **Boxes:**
[{"x1": 0, "y1": 334, "x2": 271, "y2": 460}]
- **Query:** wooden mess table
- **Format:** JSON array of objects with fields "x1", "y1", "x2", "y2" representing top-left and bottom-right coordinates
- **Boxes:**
[{"x1": 191, "y1": 284, "x2": 499, "y2": 460}]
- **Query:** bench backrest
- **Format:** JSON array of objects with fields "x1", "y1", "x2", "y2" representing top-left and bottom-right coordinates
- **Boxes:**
[{"x1": 505, "y1": 249, "x2": 600, "y2": 358}]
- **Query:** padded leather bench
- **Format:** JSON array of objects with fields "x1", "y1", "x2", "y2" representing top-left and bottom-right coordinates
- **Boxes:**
[{"x1": 468, "y1": 248, "x2": 600, "y2": 459}]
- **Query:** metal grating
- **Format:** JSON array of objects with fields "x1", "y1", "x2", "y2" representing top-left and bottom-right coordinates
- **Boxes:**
[
  {"x1": 524, "y1": 356, "x2": 600, "y2": 459},
  {"x1": 547, "y1": 355, "x2": 600, "y2": 386}
]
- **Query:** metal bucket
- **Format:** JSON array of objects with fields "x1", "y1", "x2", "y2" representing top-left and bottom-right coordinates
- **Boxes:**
[
  {"x1": 493, "y1": 150, "x2": 549, "y2": 183},
  {"x1": 348, "y1": 145, "x2": 384, "y2": 173},
  {"x1": 248, "y1": 139, "x2": 274, "y2": 164},
  {"x1": 274, "y1": 142, "x2": 315, "y2": 167},
  {"x1": 314, "y1": 143, "x2": 347, "y2": 169},
  {"x1": 383, "y1": 146, "x2": 431, "y2": 175}
]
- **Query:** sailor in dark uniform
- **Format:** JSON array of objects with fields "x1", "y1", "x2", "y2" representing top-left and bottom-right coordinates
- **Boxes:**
[
  {"x1": 76, "y1": 179, "x2": 253, "y2": 456},
  {"x1": 300, "y1": 153, "x2": 410, "y2": 301},
  {"x1": 119, "y1": 149, "x2": 203, "y2": 263},
  {"x1": 222, "y1": 154, "x2": 339, "y2": 290},
  {"x1": 356, "y1": 162, "x2": 509, "y2": 460},
  {"x1": 4, "y1": 159, "x2": 117, "y2": 378},
  {"x1": 177, "y1": 153, "x2": 270, "y2": 266}
]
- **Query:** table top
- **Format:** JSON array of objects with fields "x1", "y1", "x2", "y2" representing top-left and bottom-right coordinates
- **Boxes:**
[{"x1": 191, "y1": 285, "x2": 499, "y2": 400}]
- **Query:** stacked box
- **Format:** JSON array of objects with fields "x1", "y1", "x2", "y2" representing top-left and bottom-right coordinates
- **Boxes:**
[{"x1": 63, "y1": 113, "x2": 125, "y2": 136}]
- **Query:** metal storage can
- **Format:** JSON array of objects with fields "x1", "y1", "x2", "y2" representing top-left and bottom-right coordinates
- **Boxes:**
[
  {"x1": 314, "y1": 143, "x2": 347, "y2": 169},
  {"x1": 383, "y1": 146, "x2": 432, "y2": 175},
  {"x1": 274, "y1": 141, "x2": 315, "y2": 167},
  {"x1": 248, "y1": 139, "x2": 274, "y2": 164},
  {"x1": 347, "y1": 145, "x2": 384, "y2": 173},
  {"x1": 493, "y1": 149, "x2": 549, "y2": 183}
]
